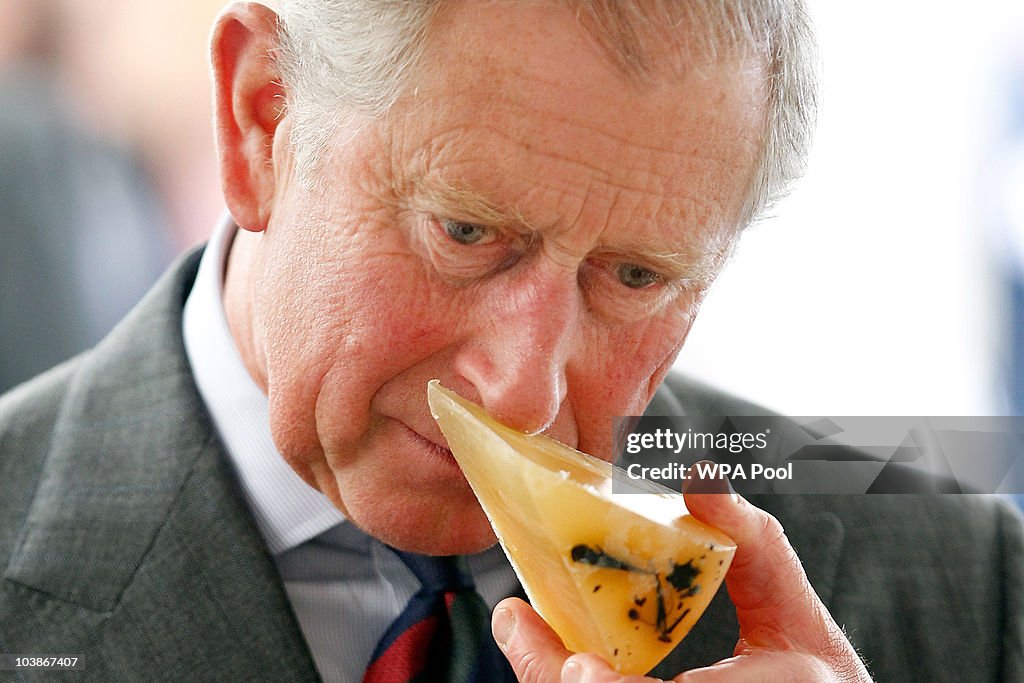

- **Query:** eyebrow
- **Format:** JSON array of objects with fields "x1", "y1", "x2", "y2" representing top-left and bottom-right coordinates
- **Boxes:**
[
  {"x1": 413, "y1": 175, "x2": 524, "y2": 227},
  {"x1": 411, "y1": 175, "x2": 730, "y2": 288}
]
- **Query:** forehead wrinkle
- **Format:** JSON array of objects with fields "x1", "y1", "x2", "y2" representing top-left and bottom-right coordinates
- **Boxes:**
[
  {"x1": 435, "y1": 98, "x2": 748, "y2": 229},
  {"x1": 412, "y1": 83, "x2": 732, "y2": 186},
  {"x1": 464, "y1": 71, "x2": 755, "y2": 164},
  {"x1": 396, "y1": 90, "x2": 745, "y2": 226}
]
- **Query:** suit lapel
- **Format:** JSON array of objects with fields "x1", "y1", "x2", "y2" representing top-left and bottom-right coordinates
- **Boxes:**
[
  {"x1": 102, "y1": 434, "x2": 320, "y2": 680},
  {"x1": 3, "y1": 249, "x2": 319, "y2": 680}
]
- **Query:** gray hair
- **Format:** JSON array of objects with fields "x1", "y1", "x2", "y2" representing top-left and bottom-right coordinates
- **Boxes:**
[{"x1": 274, "y1": 0, "x2": 818, "y2": 226}]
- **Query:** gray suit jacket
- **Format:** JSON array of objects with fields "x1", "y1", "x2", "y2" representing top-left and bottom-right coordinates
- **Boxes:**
[{"x1": 0, "y1": 249, "x2": 1021, "y2": 681}]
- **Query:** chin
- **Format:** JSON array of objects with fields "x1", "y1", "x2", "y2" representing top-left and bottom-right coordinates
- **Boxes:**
[
  {"x1": 346, "y1": 488, "x2": 499, "y2": 556},
  {"x1": 391, "y1": 526, "x2": 500, "y2": 556}
]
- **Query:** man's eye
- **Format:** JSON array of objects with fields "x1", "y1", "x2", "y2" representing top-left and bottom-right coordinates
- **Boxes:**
[
  {"x1": 616, "y1": 263, "x2": 660, "y2": 289},
  {"x1": 441, "y1": 218, "x2": 490, "y2": 245}
]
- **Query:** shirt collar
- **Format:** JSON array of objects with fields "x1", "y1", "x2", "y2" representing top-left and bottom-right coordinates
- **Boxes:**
[{"x1": 182, "y1": 215, "x2": 346, "y2": 555}]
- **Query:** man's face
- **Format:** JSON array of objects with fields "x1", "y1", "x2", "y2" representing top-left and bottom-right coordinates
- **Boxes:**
[{"x1": 248, "y1": 3, "x2": 765, "y2": 553}]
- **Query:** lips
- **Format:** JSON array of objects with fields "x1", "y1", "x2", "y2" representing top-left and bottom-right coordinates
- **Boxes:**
[{"x1": 400, "y1": 420, "x2": 458, "y2": 467}]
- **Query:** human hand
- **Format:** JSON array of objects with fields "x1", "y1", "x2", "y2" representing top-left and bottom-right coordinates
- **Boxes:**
[{"x1": 491, "y1": 471, "x2": 873, "y2": 682}]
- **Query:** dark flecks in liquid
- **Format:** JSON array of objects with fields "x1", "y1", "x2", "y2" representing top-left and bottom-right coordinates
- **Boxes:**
[
  {"x1": 570, "y1": 544, "x2": 703, "y2": 642},
  {"x1": 667, "y1": 560, "x2": 700, "y2": 592},
  {"x1": 593, "y1": 584, "x2": 601, "y2": 593},
  {"x1": 571, "y1": 544, "x2": 643, "y2": 572}
]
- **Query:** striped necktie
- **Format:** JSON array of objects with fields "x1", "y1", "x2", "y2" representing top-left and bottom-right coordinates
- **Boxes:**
[{"x1": 362, "y1": 549, "x2": 516, "y2": 683}]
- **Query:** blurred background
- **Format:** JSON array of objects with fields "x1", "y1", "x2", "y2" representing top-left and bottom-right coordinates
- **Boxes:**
[
  {"x1": 0, "y1": 0, "x2": 1023, "y2": 419},
  {"x1": 0, "y1": 0, "x2": 224, "y2": 391},
  {"x1": 678, "y1": 0, "x2": 1024, "y2": 417}
]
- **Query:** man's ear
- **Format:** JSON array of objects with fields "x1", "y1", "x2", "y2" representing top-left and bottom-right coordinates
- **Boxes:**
[{"x1": 211, "y1": 2, "x2": 288, "y2": 233}]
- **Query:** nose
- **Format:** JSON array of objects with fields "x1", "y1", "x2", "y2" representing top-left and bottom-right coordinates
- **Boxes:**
[{"x1": 453, "y1": 267, "x2": 579, "y2": 435}]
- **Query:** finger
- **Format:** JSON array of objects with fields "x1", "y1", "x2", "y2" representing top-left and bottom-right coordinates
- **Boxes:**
[
  {"x1": 672, "y1": 649, "x2": 831, "y2": 683},
  {"x1": 493, "y1": 597, "x2": 574, "y2": 682},
  {"x1": 682, "y1": 470, "x2": 834, "y2": 652},
  {"x1": 561, "y1": 653, "x2": 652, "y2": 683},
  {"x1": 493, "y1": 600, "x2": 668, "y2": 683}
]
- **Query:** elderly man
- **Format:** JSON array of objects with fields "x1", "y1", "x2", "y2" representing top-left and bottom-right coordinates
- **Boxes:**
[{"x1": 0, "y1": 1, "x2": 1020, "y2": 681}]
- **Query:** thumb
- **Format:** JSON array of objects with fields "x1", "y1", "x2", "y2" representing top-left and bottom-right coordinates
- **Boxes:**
[{"x1": 492, "y1": 597, "x2": 576, "y2": 682}]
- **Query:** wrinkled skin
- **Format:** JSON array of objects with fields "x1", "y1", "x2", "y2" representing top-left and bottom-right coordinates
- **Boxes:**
[
  {"x1": 212, "y1": 2, "x2": 874, "y2": 681},
  {"x1": 215, "y1": 1, "x2": 763, "y2": 554}
]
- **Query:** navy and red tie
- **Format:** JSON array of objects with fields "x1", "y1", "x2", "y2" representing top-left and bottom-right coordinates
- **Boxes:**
[{"x1": 362, "y1": 549, "x2": 516, "y2": 683}]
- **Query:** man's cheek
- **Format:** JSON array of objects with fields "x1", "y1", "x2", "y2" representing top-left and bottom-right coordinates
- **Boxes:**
[
  {"x1": 573, "y1": 319, "x2": 689, "y2": 445},
  {"x1": 582, "y1": 315, "x2": 685, "y2": 385},
  {"x1": 632, "y1": 302, "x2": 699, "y2": 380},
  {"x1": 354, "y1": 268, "x2": 465, "y2": 357}
]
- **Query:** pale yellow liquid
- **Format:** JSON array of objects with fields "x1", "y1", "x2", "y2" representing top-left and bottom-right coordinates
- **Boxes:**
[{"x1": 428, "y1": 381, "x2": 735, "y2": 675}]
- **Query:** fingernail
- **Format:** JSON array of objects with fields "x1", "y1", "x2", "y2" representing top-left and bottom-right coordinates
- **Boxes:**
[
  {"x1": 562, "y1": 660, "x2": 584, "y2": 683},
  {"x1": 492, "y1": 607, "x2": 515, "y2": 649},
  {"x1": 730, "y1": 484, "x2": 741, "y2": 505}
]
